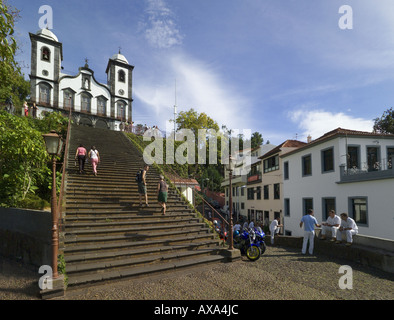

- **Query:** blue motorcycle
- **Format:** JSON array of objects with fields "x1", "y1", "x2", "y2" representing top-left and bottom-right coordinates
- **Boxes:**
[{"x1": 234, "y1": 227, "x2": 266, "y2": 261}]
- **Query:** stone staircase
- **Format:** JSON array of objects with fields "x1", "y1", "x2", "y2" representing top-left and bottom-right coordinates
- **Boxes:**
[{"x1": 61, "y1": 124, "x2": 225, "y2": 288}]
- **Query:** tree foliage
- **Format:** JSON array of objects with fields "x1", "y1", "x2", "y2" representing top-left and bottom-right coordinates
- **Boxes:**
[
  {"x1": 0, "y1": 112, "x2": 69, "y2": 208},
  {"x1": 373, "y1": 107, "x2": 394, "y2": 134},
  {"x1": 0, "y1": 1, "x2": 30, "y2": 112}
]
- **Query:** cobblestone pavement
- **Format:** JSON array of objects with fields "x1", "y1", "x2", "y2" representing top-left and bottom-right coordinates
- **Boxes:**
[{"x1": 1, "y1": 246, "x2": 393, "y2": 300}]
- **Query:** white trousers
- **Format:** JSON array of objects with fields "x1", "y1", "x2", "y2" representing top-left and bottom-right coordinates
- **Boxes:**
[
  {"x1": 321, "y1": 225, "x2": 339, "y2": 238},
  {"x1": 270, "y1": 227, "x2": 280, "y2": 244},
  {"x1": 337, "y1": 229, "x2": 358, "y2": 243},
  {"x1": 302, "y1": 231, "x2": 315, "y2": 254}
]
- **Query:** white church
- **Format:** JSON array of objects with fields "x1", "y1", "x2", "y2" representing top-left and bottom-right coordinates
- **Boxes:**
[{"x1": 29, "y1": 28, "x2": 134, "y2": 130}]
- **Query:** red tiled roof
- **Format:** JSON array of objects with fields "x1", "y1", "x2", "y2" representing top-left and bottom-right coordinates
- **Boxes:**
[
  {"x1": 258, "y1": 140, "x2": 307, "y2": 159},
  {"x1": 281, "y1": 127, "x2": 394, "y2": 157}
]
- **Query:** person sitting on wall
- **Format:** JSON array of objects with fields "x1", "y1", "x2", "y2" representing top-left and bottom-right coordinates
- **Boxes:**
[
  {"x1": 320, "y1": 210, "x2": 341, "y2": 242},
  {"x1": 336, "y1": 213, "x2": 358, "y2": 246}
]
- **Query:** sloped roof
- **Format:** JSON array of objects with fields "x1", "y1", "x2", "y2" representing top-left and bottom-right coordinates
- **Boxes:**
[
  {"x1": 281, "y1": 127, "x2": 394, "y2": 158},
  {"x1": 258, "y1": 140, "x2": 307, "y2": 159}
]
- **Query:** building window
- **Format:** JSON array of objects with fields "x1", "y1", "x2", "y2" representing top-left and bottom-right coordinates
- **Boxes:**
[
  {"x1": 387, "y1": 147, "x2": 394, "y2": 169},
  {"x1": 240, "y1": 187, "x2": 245, "y2": 196},
  {"x1": 247, "y1": 188, "x2": 254, "y2": 200},
  {"x1": 256, "y1": 187, "x2": 261, "y2": 200},
  {"x1": 322, "y1": 198, "x2": 336, "y2": 221},
  {"x1": 284, "y1": 198, "x2": 290, "y2": 217},
  {"x1": 97, "y1": 98, "x2": 107, "y2": 116},
  {"x1": 241, "y1": 203, "x2": 245, "y2": 210},
  {"x1": 303, "y1": 198, "x2": 313, "y2": 215},
  {"x1": 264, "y1": 155, "x2": 279, "y2": 173},
  {"x1": 63, "y1": 90, "x2": 74, "y2": 110},
  {"x1": 41, "y1": 46, "x2": 51, "y2": 61},
  {"x1": 263, "y1": 185, "x2": 269, "y2": 200},
  {"x1": 349, "y1": 197, "x2": 368, "y2": 225},
  {"x1": 81, "y1": 93, "x2": 91, "y2": 113},
  {"x1": 322, "y1": 148, "x2": 334, "y2": 173},
  {"x1": 274, "y1": 183, "x2": 280, "y2": 199},
  {"x1": 284, "y1": 161, "x2": 289, "y2": 180},
  {"x1": 39, "y1": 83, "x2": 51, "y2": 105},
  {"x1": 118, "y1": 70, "x2": 126, "y2": 83},
  {"x1": 367, "y1": 146, "x2": 380, "y2": 172},
  {"x1": 302, "y1": 154, "x2": 312, "y2": 176},
  {"x1": 347, "y1": 146, "x2": 359, "y2": 169},
  {"x1": 117, "y1": 101, "x2": 126, "y2": 120}
]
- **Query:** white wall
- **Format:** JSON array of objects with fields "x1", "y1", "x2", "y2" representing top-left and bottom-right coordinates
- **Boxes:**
[{"x1": 283, "y1": 135, "x2": 394, "y2": 240}]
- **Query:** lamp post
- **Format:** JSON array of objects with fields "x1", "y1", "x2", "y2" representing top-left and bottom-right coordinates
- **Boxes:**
[
  {"x1": 226, "y1": 155, "x2": 235, "y2": 250},
  {"x1": 42, "y1": 130, "x2": 64, "y2": 279}
]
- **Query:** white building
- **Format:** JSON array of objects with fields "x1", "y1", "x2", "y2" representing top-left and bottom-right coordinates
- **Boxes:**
[
  {"x1": 29, "y1": 28, "x2": 134, "y2": 130},
  {"x1": 281, "y1": 128, "x2": 394, "y2": 240}
]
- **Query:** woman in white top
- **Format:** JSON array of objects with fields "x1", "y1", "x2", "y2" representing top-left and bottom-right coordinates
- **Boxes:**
[{"x1": 88, "y1": 146, "x2": 100, "y2": 176}]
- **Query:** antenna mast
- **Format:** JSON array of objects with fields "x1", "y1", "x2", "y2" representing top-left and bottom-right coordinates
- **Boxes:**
[{"x1": 174, "y1": 79, "x2": 177, "y2": 134}]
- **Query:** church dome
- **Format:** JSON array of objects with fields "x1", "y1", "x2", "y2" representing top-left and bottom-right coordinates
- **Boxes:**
[
  {"x1": 111, "y1": 53, "x2": 129, "y2": 64},
  {"x1": 36, "y1": 28, "x2": 58, "y2": 42}
]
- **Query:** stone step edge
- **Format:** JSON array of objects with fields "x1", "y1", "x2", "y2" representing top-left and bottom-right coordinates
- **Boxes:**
[{"x1": 66, "y1": 255, "x2": 225, "y2": 287}]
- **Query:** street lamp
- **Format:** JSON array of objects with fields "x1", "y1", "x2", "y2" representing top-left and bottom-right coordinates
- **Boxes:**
[
  {"x1": 42, "y1": 130, "x2": 64, "y2": 279},
  {"x1": 226, "y1": 155, "x2": 235, "y2": 250}
]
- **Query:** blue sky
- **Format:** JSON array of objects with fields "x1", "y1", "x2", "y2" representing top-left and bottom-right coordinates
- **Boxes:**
[{"x1": 10, "y1": 0, "x2": 394, "y2": 145}]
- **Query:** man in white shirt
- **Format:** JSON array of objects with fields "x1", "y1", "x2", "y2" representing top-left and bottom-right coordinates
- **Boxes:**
[
  {"x1": 269, "y1": 217, "x2": 283, "y2": 244},
  {"x1": 336, "y1": 213, "x2": 358, "y2": 246},
  {"x1": 321, "y1": 210, "x2": 341, "y2": 241}
]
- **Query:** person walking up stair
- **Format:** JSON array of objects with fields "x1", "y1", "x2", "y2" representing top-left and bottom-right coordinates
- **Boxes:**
[
  {"x1": 137, "y1": 164, "x2": 149, "y2": 207},
  {"x1": 88, "y1": 146, "x2": 100, "y2": 176}
]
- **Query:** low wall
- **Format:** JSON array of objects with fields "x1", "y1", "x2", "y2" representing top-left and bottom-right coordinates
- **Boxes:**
[
  {"x1": 0, "y1": 208, "x2": 52, "y2": 267},
  {"x1": 267, "y1": 235, "x2": 394, "y2": 274}
]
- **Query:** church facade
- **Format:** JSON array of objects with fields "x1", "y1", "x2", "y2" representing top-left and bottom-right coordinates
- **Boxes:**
[{"x1": 29, "y1": 28, "x2": 134, "y2": 130}]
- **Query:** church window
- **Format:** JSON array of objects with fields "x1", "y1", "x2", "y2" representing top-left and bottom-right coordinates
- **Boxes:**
[
  {"x1": 118, "y1": 70, "x2": 125, "y2": 83},
  {"x1": 117, "y1": 101, "x2": 126, "y2": 120},
  {"x1": 97, "y1": 98, "x2": 107, "y2": 116},
  {"x1": 81, "y1": 93, "x2": 91, "y2": 113},
  {"x1": 41, "y1": 47, "x2": 51, "y2": 62},
  {"x1": 39, "y1": 83, "x2": 51, "y2": 105},
  {"x1": 63, "y1": 90, "x2": 74, "y2": 110}
]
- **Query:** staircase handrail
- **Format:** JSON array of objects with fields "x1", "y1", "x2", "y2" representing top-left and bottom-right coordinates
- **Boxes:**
[{"x1": 57, "y1": 108, "x2": 72, "y2": 230}]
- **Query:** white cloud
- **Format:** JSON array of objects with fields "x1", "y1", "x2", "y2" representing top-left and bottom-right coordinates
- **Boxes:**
[
  {"x1": 288, "y1": 109, "x2": 374, "y2": 141},
  {"x1": 142, "y1": 0, "x2": 183, "y2": 49},
  {"x1": 133, "y1": 53, "x2": 252, "y2": 132}
]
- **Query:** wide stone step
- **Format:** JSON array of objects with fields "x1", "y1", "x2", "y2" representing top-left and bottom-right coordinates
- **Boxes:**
[
  {"x1": 65, "y1": 223, "x2": 207, "y2": 239},
  {"x1": 64, "y1": 227, "x2": 212, "y2": 245},
  {"x1": 66, "y1": 254, "x2": 224, "y2": 287},
  {"x1": 65, "y1": 212, "x2": 197, "y2": 224},
  {"x1": 65, "y1": 241, "x2": 219, "y2": 265},
  {"x1": 64, "y1": 235, "x2": 218, "y2": 256}
]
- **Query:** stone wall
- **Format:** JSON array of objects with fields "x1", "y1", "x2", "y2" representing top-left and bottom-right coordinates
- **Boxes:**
[{"x1": 0, "y1": 208, "x2": 52, "y2": 267}]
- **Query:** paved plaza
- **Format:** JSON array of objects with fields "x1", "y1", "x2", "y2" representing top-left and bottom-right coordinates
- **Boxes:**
[{"x1": 1, "y1": 246, "x2": 393, "y2": 300}]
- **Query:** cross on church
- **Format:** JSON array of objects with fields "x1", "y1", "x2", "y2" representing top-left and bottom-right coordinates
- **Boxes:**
[
  {"x1": 118, "y1": 46, "x2": 122, "y2": 54},
  {"x1": 84, "y1": 57, "x2": 89, "y2": 67}
]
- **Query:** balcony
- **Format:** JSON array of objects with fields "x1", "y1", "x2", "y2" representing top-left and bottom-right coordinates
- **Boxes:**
[
  {"x1": 339, "y1": 158, "x2": 394, "y2": 183},
  {"x1": 247, "y1": 170, "x2": 262, "y2": 184}
]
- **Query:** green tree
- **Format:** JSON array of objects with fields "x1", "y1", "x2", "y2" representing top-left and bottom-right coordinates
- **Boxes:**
[
  {"x1": 251, "y1": 131, "x2": 264, "y2": 149},
  {"x1": 0, "y1": 111, "x2": 69, "y2": 208},
  {"x1": 373, "y1": 108, "x2": 394, "y2": 134},
  {"x1": 0, "y1": 1, "x2": 29, "y2": 112}
]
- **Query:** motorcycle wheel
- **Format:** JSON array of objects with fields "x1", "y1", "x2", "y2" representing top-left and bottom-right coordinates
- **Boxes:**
[{"x1": 246, "y1": 246, "x2": 261, "y2": 261}]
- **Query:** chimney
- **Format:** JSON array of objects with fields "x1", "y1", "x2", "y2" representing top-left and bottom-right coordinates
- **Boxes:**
[{"x1": 307, "y1": 135, "x2": 312, "y2": 143}]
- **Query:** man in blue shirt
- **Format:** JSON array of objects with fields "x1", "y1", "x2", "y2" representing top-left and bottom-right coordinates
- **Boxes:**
[{"x1": 300, "y1": 209, "x2": 321, "y2": 255}]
